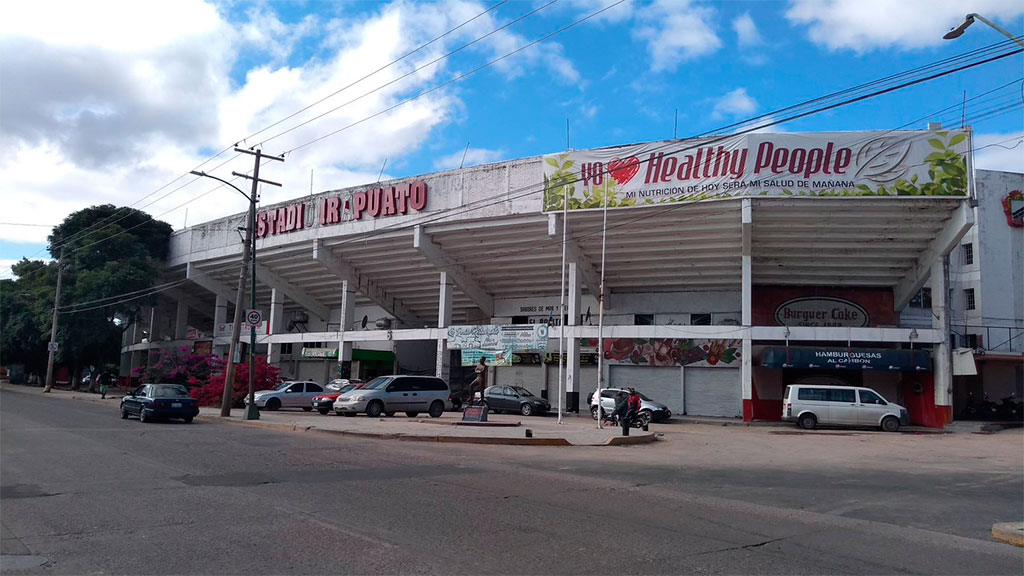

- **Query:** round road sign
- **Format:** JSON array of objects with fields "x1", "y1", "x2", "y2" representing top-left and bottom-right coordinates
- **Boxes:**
[{"x1": 246, "y1": 309, "x2": 263, "y2": 326}]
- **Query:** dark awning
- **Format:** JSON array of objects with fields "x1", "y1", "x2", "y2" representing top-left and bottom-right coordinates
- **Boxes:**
[{"x1": 761, "y1": 347, "x2": 932, "y2": 372}]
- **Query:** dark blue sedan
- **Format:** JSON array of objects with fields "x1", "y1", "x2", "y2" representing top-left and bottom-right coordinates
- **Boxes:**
[{"x1": 121, "y1": 384, "x2": 200, "y2": 423}]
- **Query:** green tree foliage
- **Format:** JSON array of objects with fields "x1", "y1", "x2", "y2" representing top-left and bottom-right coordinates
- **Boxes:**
[{"x1": 2, "y1": 205, "x2": 172, "y2": 388}]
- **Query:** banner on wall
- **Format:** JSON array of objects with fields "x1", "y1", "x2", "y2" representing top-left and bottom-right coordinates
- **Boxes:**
[
  {"x1": 603, "y1": 338, "x2": 741, "y2": 367},
  {"x1": 460, "y1": 348, "x2": 513, "y2": 367},
  {"x1": 447, "y1": 324, "x2": 549, "y2": 351},
  {"x1": 542, "y1": 130, "x2": 969, "y2": 211}
]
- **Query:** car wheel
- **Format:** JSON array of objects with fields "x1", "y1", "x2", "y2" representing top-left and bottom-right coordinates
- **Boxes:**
[
  {"x1": 428, "y1": 400, "x2": 444, "y2": 418},
  {"x1": 520, "y1": 403, "x2": 533, "y2": 417},
  {"x1": 317, "y1": 408, "x2": 330, "y2": 415},
  {"x1": 366, "y1": 401, "x2": 383, "y2": 418},
  {"x1": 881, "y1": 416, "x2": 900, "y2": 433},
  {"x1": 633, "y1": 411, "x2": 651, "y2": 428},
  {"x1": 798, "y1": 413, "x2": 817, "y2": 430},
  {"x1": 405, "y1": 411, "x2": 420, "y2": 418},
  {"x1": 120, "y1": 407, "x2": 128, "y2": 419},
  {"x1": 140, "y1": 408, "x2": 150, "y2": 423},
  {"x1": 302, "y1": 407, "x2": 312, "y2": 412},
  {"x1": 183, "y1": 416, "x2": 194, "y2": 424},
  {"x1": 384, "y1": 412, "x2": 396, "y2": 417},
  {"x1": 590, "y1": 407, "x2": 600, "y2": 420},
  {"x1": 266, "y1": 398, "x2": 281, "y2": 411}
]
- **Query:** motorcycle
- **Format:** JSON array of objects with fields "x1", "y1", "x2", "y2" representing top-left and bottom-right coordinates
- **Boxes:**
[
  {"x1": 996, "y1": 393, "x2": 1022, "y2": 422},
  {"x1": 961, "y1": 392, "x2": 1000, "y2": 421}
]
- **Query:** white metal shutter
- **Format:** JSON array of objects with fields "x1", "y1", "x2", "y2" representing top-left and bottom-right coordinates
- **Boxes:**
[
  {"x1": 495, "y1": 365, "x2": 545, "y2": 397},
  {"x1": 610, "y1": 366, "x2": 682, "y2": 415},
  {"x1": 684, "y1": 367, "x2": 741, "y2": 417}
]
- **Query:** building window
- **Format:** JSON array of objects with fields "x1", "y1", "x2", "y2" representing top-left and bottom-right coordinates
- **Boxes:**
[
  {"x1": 280, "y1": 343, "x2": 293, "y2": 355},
  {"x1": 961, "y1": 242, "x2": 974, "y2": 265},
  {"x1": 909, "y1": 288, "x2": 932, "y2": 309},
  {"x1": 964, "y1": 288, "x2": 976, "y2": 311},
  {"x1": 690, "y1": 313, "x2": 712, "y2": 326},
  {"x1": 634, "y1": 314, "x2": 655, "y2": 326}
]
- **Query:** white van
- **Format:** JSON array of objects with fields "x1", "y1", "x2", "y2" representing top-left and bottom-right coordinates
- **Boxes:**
[{"x1": 782, "y1": 385, "x2": 909, "y2": 432}]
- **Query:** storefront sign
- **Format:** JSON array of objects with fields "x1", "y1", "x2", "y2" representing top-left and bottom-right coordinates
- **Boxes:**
[
  {"x1": 542, "y1": 130, "x2": 969, "y2": 211},
  {"x1": 761, "y1": 347, "x2": 932, "y2": 371},
  {"x1": 301, "y1": 347, "x2": 339, "y2": 359},
  {"x1": 460, "y1": 349, "x2": 512, "y2": 367},
  {"x1": 1002, "y1": 190, "x2": 1023, "y2": 227},
  {"x1": 774, "y1": 297, "x2": 869, "y2": 328},
  {"x1": 215, "y1": 321, "x2": 269, "y2": 337},
  {"x1": 257, "y1": 181, "x2": 429, "y2": 238},
  {"x1": 447, "y1": 324, "x2": 549, "y2": 351},
  {"x1": 602, "y1": 338, "x2": 740, "y2": 367}
]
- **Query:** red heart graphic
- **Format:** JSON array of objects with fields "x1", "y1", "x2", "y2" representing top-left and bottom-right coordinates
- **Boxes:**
[{"x1": 608, "y1": 156, "x2": 640, "y2": 185}]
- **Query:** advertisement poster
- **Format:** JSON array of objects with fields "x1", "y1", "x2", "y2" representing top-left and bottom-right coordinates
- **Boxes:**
[
  {"x1": 460, "y1": 348, "x2": 513, "y2": 367},
  {"x1": 448, "y1": 324, "x2": 549, "y2": 351},
  {"x1": 542, "y1": 130, "x2": 969, "y2": 211}
]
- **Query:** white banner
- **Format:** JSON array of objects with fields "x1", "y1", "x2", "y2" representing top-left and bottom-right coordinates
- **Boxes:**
[
  {"x1": 542, "y1": 130, "x2": 969, "y2": 211},
  {"x1": 447, "y1": 324, "x2": 549, "y2": 351}
]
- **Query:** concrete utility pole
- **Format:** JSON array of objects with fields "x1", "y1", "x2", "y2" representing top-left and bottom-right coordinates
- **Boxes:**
[
  {"x1": 191, "y1": 149, "x2": 282, "y2": 419},
  {"x1": 43, "y1": 248, "x2": 65, "y2": 393},
  {"x1": 232, "y1": 148, "x2": 283, "y2": 420}
]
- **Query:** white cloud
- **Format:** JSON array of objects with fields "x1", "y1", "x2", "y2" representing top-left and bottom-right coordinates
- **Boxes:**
[
  {"x1": 633, "y1": 0, "x2": 721, "y2": 72},
  {"x1": 733, "y1": 12, "x2": 762, "y2": 47},
  {"x1": 564, "y1": 0, "x2": 636, "y2": 24},
  {"x1": 433, "y1": 147, "x2": 506, "y2": 171},
  {"x1": 0, "y1": 0, "x2": 574, "y2": 245},
  {"x1": 712, "y1": 88, "x2": 758, "y2": 119},
  {"x1": 973, "y1": 131, "x2": 1024, "y2": 172},
  {"x1": 786, "y1": 0, "x2": 1024, "y2": 52}
]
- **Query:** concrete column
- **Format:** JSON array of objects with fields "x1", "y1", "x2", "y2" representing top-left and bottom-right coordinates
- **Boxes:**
[
  {"x1": 436, "y1": 272, "x2": 453, "y2": 382},
  {"x1": 213, "y1": 295, "x2": 228, "y2": 357},
  {"x1": 931, "y1": 258, "x2": 952, "y2": 409},
  {"x1": 338, "y1": 280, "x2": 355, "y2": 378},
  {"x1": 174, "y1": 300, "x2": 188, "y2": 340},
  {"x1": 267, "y1": 288, "x2": 285, "y2": 365},
  {"x1": 566, "y1": 261, "x2": 581, "y2": 412},
  {"x1": 741, "y1": 198, "x2": 754, "y2": 421},
  {"x1": 148, "y1": 307, "x2": 161, "y2": 341}
]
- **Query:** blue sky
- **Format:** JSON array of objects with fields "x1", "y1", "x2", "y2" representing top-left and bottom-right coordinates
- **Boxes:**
[{"x1": 1, "y1": 0, "x2": 1022, "y2": 278}]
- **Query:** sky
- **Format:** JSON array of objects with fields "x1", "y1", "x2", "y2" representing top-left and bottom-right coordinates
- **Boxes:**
[{"x1": 1, "y1": 0, "x2": 1022, "y2": 279}]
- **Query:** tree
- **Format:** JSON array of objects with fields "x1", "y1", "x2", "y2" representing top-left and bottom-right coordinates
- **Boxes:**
[
  {"x1": 191, "y1": 358, "x2": 280, "y2": 407},
  {"x1": 0, "y1": 260, "x2": 57, "y2": 380}
]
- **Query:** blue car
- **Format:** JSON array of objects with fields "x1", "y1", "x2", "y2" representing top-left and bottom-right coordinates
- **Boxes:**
[{"x1": 121, "y1": 383, "x2": 200, "y2": 423}]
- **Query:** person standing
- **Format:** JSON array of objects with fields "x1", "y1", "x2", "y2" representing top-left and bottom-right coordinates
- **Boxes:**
[
  {"x1": 609, "y1": 391, "x2": 628, "y2": 428},
  {"x1": 623, "y1": 387, "x2": 641, "y2": 436},
  {"x1": 471, "y1": 356, "x2": 488, "y2": 405}
]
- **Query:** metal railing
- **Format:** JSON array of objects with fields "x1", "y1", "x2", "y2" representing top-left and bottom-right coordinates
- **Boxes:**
[{"x1": 952, "y1": 324, "x2": 1024, "y2": 353}]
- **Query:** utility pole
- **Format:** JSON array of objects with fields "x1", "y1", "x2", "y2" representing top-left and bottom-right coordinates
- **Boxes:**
[
  {"x1": 232, "y1": 148, "x2": 283, "y2": 420},
  {"x1": 43, "y1": 248, "x2": 65, "y2": 393},
  {"x1": 191, "y1": 149, "x2": 282, "y2": 419}
]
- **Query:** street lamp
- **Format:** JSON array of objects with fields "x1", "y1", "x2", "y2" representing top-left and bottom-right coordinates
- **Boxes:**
[{"x1": 943, "y1": 13, "x2": 1024, "y2": 48}]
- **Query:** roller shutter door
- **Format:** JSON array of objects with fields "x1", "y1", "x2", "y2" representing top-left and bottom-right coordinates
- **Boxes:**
[
  {"x1": 610, "y1": 366, "x2": 682, "y2": 415},
  {"x1": 684, "y1": 367, "x2": 740, "y2": 417},
  {"x1": 495, "y1": 365, "x2": 545, "y2": 397}
]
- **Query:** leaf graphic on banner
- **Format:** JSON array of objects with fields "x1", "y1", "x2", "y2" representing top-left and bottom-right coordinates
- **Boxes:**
[{"x1": 855, "y1": 136, "x2": 913, "y2": 183}]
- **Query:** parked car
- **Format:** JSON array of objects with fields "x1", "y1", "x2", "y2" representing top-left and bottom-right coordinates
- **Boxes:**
[
  {"x1": 332, "y1": 375, "x2": 450, "y2": 418},
  {"x1": 311, "y1": 382, "x2": 365, "y2": 415},
  {"x1": 245, "y1": 381, "x2": 324, "y2": 411},
  {"x1": 120, "y1": 383, "x2": 199, "y2": 423},
  {"x1": 588, "y1": 388, "x2": 673, "y2": 426},
  {"x1": 782, "y1": 384, "x2": 909, "y2": 432},
  {"x1": 483, "y1": 385, "x2": 550, "y2": 416},
  {"x1": 325, "y1": 378, "x2": 364, "y2": 391}
]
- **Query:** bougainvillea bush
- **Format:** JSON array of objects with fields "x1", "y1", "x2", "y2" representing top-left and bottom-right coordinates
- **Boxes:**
[
  {"x1": 134, "y1": 347, "x2": 225, "y2": 387},
  {"x1": 190, "y1": 356, "x2": 280, "y2": 407}
]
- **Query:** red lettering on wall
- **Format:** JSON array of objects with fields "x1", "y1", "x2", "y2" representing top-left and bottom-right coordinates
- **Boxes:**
[
  {"x1": 409, "y1": 181, "x2": 427, "y2": 211},
  {"x1": 352, "y1": 191, "x2": 367, "y2": 219},
  {"x1": 381, "y1": 186, "x2": 396, "y2": 216}
]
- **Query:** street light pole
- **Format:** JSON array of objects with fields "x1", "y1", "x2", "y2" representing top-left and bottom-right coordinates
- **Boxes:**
[
  {"x1": 191, "y1": 152, "x2": 281, "y2": 419},
  {"x1": 944, "y1": 13, "x2": 1024, "y2": 48}
]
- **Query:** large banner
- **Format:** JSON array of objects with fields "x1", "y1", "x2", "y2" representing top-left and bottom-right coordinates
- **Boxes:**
[
  {"x1": 447, "y1": 324, "x2": 549, "y2": 351},
  {"x1": 542, "y1": 130, "x2": 969, "y2": 211}
]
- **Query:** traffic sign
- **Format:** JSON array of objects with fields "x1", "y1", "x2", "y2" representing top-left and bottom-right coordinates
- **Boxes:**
[
  {"x1": 245, "y1": 309, "x2": 263, "y2": 328},
  {"x1": 47, "y1": 342, "x2": 59, "y2": 352}
]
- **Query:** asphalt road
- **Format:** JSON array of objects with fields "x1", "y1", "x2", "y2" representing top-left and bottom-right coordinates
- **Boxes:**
[{"x1": 2, "y1": 387, "x2": 1021, "y2": 575}]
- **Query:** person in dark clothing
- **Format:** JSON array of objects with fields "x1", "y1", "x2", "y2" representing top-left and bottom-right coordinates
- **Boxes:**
[
  {"x1": 608, "y1": 391, "x2": 628, "y2": 427},
  {"x1": 623, "y1": 387, "x2": 641, "y2": 436}
]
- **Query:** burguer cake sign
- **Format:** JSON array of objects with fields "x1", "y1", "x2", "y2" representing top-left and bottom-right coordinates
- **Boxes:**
[{"x1": 542, "y1": 130, "x2": 969, "y2": 211}]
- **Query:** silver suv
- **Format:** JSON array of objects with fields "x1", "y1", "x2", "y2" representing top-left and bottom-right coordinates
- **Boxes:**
[{"x1": 333, "y1": 375, "x2": 450, "y2": 418}]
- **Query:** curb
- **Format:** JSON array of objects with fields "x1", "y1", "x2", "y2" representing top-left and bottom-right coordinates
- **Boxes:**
[
  {"x1": 992, "y1": 523, "x2": 1024, "y2": 547},
  {"x1": 196, "y1": 413, "x2": 655, "y2": 446}
]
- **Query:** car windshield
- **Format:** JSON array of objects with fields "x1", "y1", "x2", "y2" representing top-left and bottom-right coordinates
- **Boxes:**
[
  {"x1": 511, "y1": 387, "x2": 534, "y2": 397},
  {"x1": 362, "y1": 377, "x2": 394, "y2": 391},
  {"x1": 151, "y1": 385, "x2": 189, "y2": 397},
  {"x1": 337, "y1": 385, "x2": 355, "y2": 394}
]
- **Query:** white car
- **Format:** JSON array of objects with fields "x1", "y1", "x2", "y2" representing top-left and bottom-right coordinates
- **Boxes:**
[{"x1": 246, "y1": 381, "x2": 324, "y2": 411}]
